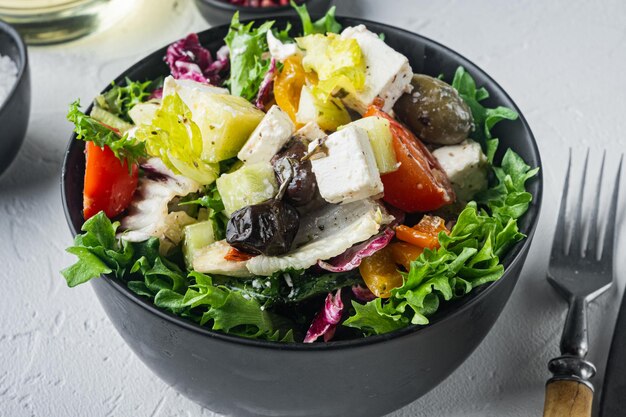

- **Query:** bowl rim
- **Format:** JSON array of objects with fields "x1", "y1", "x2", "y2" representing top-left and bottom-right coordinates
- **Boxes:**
[
  {"x1": 0, "y1": 19, "x2": 27, "y2": 115},
  {"x1": 61, "y1": 16, "x2": 543, "y2": 351},
  {"x1": 195, "y1": 0, "x2": 307, "y2": 14}
]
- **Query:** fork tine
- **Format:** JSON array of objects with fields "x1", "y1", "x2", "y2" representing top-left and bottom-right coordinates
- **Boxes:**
[
  {"x1": 551, "y1": 150, "x2": 572, "y2": 257},
  {"x1": 584, "y1": 151, "x2": 606, "y2": 260},
  {"x1": 569, "y1": 149, "x2": 590, "y2": 257},
  {"x1": 601, "y1": 154, "x2": 623, "y2": 261}
]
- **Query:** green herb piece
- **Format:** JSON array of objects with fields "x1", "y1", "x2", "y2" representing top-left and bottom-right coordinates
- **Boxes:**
[
  {"x1": 67, "y1": 101, "x2": 147, "y2": 166},
  {"x1": 180, "y1": 183, "x2": 229, "y2": 240},
  {"x1": 95, "y1": 77, "x2": 162, "y2": 122},
  {"x1": 291, "y1": 1, "x2": 341, "y2": 35}
]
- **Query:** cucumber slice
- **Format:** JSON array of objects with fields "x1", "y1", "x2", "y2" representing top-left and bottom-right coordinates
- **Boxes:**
[
  {"x1": 90, "y1": 106, "x2": 133, "y2": 133},
  {"x1": 216, "y1": 163, "x2": 278, "y2": 215},
  {"x1": 183, "y1": 220, "x2": 215, "y2": 269},
  {"x1": 163, "y1": 76, "x2": 265, "y2": 162},
  {"x1": 198, "y1": 94, "x2": 264, "y2": 162},
  {"x1": 197, "y1": 208, "x2": 209, "y2": 222},
  {"x1": 340, "y1": 116, "x2": 398, "y2": 174},
  {"x1": 128, "y1": 101, "x2": 160, "y2": 126}
]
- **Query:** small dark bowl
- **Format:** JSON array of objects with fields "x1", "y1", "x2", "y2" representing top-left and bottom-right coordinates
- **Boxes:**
[
  {"x1": 194, "y1": 0, "x2": 333, "y2": 26},
  {"x1": 62, "y1": 17, "x2": 542, "y2": 417},
  {"x1": 0, "y1": 20, "x2": 30, "y2": 178}
]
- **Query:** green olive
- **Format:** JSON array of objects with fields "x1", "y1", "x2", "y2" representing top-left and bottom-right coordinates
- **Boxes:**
[{"x1": 393, "y1": 74, "x2": 473, "y2": 145}]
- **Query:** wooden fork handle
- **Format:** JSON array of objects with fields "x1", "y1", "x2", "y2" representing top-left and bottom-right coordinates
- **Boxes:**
[{"x1": 542, "y1": 379, "x2": 593, "y2": 417}]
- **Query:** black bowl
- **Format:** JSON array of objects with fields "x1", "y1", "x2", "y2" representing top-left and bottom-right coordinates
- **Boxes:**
[
  {"x1": 194, "y1": 0, "x2": 333, "y2": 26},
  {"x1": 0, "y1": 20, "x2": 30, "y2": 178},
  {"x1": 62, "y1": 17, "x2": 542, "y2": 417}
]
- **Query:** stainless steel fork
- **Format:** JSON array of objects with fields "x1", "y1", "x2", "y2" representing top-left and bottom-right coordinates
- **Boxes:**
[{"x1": 542, "y1": 151, "x2": 623, "y2": 417}]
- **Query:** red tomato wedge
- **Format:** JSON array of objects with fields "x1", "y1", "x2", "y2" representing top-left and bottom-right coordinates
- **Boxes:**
[
  {"x1": 83, "y1": 142, "x2": 138, "y2": 220},
  {"x1": 224, "y1": 247, "x2": 256, "y2": 262},
  {"x1": 364, "y1": 100, "x2": 455, "y2": 212}
]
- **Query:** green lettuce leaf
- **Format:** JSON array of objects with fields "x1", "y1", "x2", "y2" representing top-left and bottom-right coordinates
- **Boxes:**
[
  {"x1": 345, "y1": 67, "x2": 538, "y2": 336},
  {"x1": 62, "y1": 211, "x2": 294, "y2": 341},
  {"x1": 95, "y1": 77, "x2": 162, "y2": 122},
  {"x1": 343, "y1": 298, "x2": 408, "y2": 335},
  {"x1": 451, "y1": 66, "x2": 519, "y2": 148},
  {"x1": 478, "y1": 148, "x2": 540, "y2": 225},
  {"x1": 179, "y1": 183, "x2": 229, "y2": 241},
  {"x1": 67, "y1": 101, "x2": 147, "y2": 165},
  {"x1": 291, "y1": 1, "x2": 341, "y2": 35},
  {"x1": 225, "y1": 13, "x2": 275, "y2": 101},
  {"x1": 212, "y1": 269, "x2": 363, "y2": 308},
  {"x1": 62, "y1": 212, "x2": 128, "y2": 287}
]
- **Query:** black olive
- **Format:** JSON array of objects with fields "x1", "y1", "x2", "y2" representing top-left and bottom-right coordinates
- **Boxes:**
[
  {"x1": 226, "y1": 200, "x2": 299, "y2": 256},
  {"x1": 271, "y1": 139, "x2": 322, "y2": 207}
]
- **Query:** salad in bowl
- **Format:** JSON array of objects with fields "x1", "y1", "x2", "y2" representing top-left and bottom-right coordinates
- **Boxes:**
[{"x1": 62, "y1": 4, "x2": 537, "y2": 344}]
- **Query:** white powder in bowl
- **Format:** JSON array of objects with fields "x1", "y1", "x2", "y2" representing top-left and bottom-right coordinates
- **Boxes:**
[{"x1": 0, "y1": 55, "x2": 18, "y2": 107}]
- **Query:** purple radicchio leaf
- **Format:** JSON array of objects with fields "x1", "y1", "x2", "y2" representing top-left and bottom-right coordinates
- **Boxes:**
[
  {"x1": 148, "y1": 88, "x2": 163, "y2": 100},
  {"x1": 165, "y1": 34, "x2": 229, "y2": 85},
  {"x1": 255, "y1": 58, "x2": 277, "y2": 109},
  {"x1": 351, "y1": 285, "x2": 377, "y2": 302},
  {"x1": 317, "y1": 228, "x2": 395, "y2": 273},
  {"x1": 304, "y1": 289, "x2": 344, "y2": 343}
]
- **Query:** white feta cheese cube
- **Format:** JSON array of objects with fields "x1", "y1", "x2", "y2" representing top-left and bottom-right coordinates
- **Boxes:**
[
  {"x1": 294, "y1": 121, "x2": 326, "y2": 143},
  {"x1": 432, "y1": 139, "x2": 489, "y2": 202},
  {"x1": 309, "y1": 125, "x2": 383, "y2": 204},
  {"x1": 237, "y1": 105, "x2": 295, "y2": 164},
  {"x1": 267, "y1": 30, "x2": 300, "y2": 62},
  {"x1": 341, "y1": 25, "x2": 413, "y2": 114}
]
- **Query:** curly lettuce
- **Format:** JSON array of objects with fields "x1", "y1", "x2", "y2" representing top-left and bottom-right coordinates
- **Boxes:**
[
  {"x1": 344, "y1": 68, "x2": 538, "y2": 335},
  {"x1": 291, "y1": 1, "x2": 341, "y2": 36},
  {"x1": 95, "y1": 77, "x2": 162, "y2": 122},
  {"x1": 225, "y1": 13, "x2": 282, "y2": 101},
  {"x1": 67, "y1": 101, "x2": 147, "y2": 166},
  {"x1": 62, "y1": 212, "x2": 293, "y2": 342}
]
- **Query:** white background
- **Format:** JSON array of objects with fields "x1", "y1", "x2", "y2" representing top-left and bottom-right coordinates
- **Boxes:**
[{"x1": 1, "y1": 0, "x2": 625, "y2": 416}]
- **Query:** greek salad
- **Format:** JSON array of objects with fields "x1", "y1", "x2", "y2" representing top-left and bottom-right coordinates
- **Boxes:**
[{"x1": 63, "y1": 3, "x2": 538, "y2": 343}]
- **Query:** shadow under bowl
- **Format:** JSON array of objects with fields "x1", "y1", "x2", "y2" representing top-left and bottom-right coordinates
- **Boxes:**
[
  {"x1": 194, "y1": 0, "x2": 333, "y2": 26},
  {"x1": 61, "y1": 16, "x2": 542, "y2": 417},
  {"x1": 0, "y1": 19, "x2": 30, "y2": 178}
]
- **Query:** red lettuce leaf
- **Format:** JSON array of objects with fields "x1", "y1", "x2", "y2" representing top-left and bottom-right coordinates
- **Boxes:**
[
  {"x1": 351, "y1": 285, "x2": 376, "y2": 302},
  {"x1": 303, "y1": 289, "x2": 344, "y2": 343},
  {"x1": 165, "y1": 34, "x2": 229, "y2": 85},
  {"x1": 317, "y1": 228, "x2": 395, "y2": 273},
  {"x1": 148, "y1": 88, "x2": 163, "y2": 100},
  {"x1": 255, "y1": 57, "x2": 277, "y2": 109}
]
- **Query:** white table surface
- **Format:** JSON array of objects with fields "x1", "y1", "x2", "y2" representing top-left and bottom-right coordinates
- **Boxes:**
[{"x1": 1, "y1": 0, "x2": 625, "y2": 416}]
